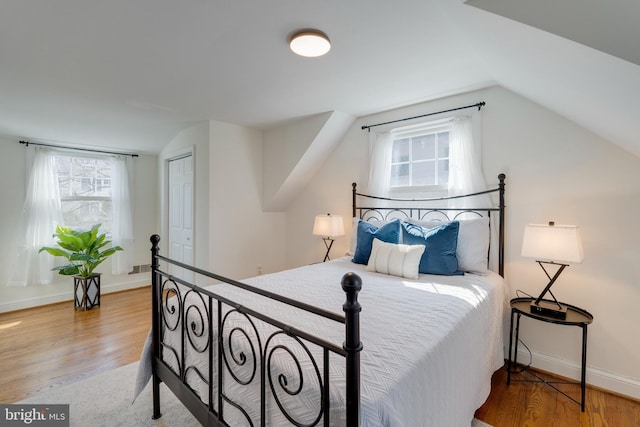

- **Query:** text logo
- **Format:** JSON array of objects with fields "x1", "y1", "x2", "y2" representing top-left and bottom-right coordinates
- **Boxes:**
[{"x1": 0, "y1": 405, "x2": 69, "y2": 426}]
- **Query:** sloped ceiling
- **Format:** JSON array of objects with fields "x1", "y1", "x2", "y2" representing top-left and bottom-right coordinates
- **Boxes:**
[
  {"x1": 466, "y1": 0, "x2": 640, "y2": 66},
  {"x1": 1, "y1": 0, "x2": 639, "y2": 156},
  {"x1": 461, "y1": 0, "x2": 640, "y2": 157}
]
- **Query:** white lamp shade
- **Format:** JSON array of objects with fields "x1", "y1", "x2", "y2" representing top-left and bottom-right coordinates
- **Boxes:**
[
  {"x1": 313, "y1": 214, "x2": 344, "y2": 238},
  {"x1": 521, "y1": 223, "x2": 584, "y2": 264}
]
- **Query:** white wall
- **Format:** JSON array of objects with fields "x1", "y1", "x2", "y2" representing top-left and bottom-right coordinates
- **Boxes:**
[
  {"x1": 284, "y1": 85, "x2": 640, "y2": 399},
  {"x1": 262, "y1": 112, "x2": 332, "y2": 209},
  {"x1": 0, "y1": 137, "x2": 158, "y2": 312},
  {"x1": 209, "y1": 120, "x2": 287, "y2": 280}
]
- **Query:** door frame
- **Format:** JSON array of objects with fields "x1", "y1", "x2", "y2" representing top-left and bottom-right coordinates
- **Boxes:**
[{"x1": 160, "y1": 145, "x2": 195, "y2": 261}]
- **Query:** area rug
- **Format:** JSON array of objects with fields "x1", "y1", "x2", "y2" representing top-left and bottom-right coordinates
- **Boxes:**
[{"x1": 18, "y1": 361, "x2": 493, "y2": 426}]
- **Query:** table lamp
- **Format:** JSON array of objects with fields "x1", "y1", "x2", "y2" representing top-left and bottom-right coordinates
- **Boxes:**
[
  {"x1": 313, "y1": 213, "x2": 345, "y2": 262},
  {"x1": 521, "y1": 221, "x2": 584, "y2": 319}
]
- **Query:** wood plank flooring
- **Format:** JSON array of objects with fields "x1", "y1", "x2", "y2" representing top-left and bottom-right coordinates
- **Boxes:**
[
  {"x1": 0, "y1": 287, "x2": 151, "y2": 403},
  {"x1": 475, "y1": 366, "x2": 640, "y2": 426},
  {"x1": 0, "y1": 286, "x2": 638, "y2": 426}
]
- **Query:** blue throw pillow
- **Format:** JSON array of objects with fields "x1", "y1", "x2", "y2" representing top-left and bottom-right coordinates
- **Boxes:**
[
  {"x1": 352, "y1": 219, "x2": 401, "y2": 265},
  {"x1": 401, "y1": 221, "x2": 464, "y2": 275}
]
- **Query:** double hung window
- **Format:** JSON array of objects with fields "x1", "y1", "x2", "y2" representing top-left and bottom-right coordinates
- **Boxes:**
[
  {"x1": 390, "y1": 123, "x2": 451, "y2": 190},
  {"x1": 56, "y1": 155, "x2": 114, "y2": 233}
]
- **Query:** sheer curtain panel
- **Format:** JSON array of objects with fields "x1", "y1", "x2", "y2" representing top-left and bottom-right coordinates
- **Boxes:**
[
  {"x1": 110, "y1": 156, "x2": 134, "y2": 275},
  {"x1": 447, "y1": 114, "x2": 500, "y2": 270},
  {"x1": 447, "y1": 114, "x2": 488, "y2": 210},
  {"x1": 9, "y1": 148, "x2": 63, "y2": 286},
  {"x1": 368, "y1": 131, "x2": 393, "y2": 198}
]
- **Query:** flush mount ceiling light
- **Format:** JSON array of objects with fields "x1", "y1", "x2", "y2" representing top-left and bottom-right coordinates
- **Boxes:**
[{"x1": 289, "y1": 30, "x2": 331, "y2": 57}]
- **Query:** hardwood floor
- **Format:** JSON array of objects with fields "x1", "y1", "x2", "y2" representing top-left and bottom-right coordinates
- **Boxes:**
[
  {"x1": 0, "y1": 287, "x2": 151, "y2": 403},
  {"x1": 1, "y1": 287, "x2": 638, "y2": 426},
  {"x1": 475, "y1": 366, "x2": 640, "y2": 426}
]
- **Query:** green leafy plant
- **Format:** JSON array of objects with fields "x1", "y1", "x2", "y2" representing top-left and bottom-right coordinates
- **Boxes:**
[{"x1": 39, "y1": 224, "x2": 124, "y2": 277}]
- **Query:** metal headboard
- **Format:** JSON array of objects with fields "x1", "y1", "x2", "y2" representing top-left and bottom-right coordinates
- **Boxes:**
[{"x1": 352, "y1": 174, "x2": 506, "y2": 277}]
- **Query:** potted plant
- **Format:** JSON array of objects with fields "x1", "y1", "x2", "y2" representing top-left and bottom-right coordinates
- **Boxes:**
[{"x1": 39, "y1": 224, "x2": 123, "y2": 310}]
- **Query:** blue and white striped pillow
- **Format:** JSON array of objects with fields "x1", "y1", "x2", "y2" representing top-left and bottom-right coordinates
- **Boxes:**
[{"x1": 365, "y1": 238, "x2": 425, "y2": 280}]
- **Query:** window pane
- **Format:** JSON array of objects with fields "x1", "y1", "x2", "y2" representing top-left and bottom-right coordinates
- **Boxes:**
[
  {"x1": 59, "y1": 157, "x2": 112, "y2": 197},
  {"x1": 437, "y1": 132, "x2": 449, "y2": 158},
  {"x1": 56, "y1": 155, "x2": 114, "y2": 233},
  {"x1": 390, "y1": 164, "x2": 409, "y2": 187},
  {"x1": 412, "y1": 161, "x2": 435, "y2": 186},
  {"x1": 387, "y1": 126, "x2": 453, "y2": 188},
  {"x1": 61, "y1": 200, "x2": 113, "y2": 232},
  {"x1": 392, "y1": 138, "x2": 410, "y2": 163},
  {"x1": 411, "y1": 134, "x2": 435, "y2": 161},
  {"x1": 437, "y1": 159, "x2": 449, "y2": 185}
]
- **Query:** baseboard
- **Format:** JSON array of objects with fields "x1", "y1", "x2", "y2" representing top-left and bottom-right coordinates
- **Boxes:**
[
  {"x1": 101, "y1": 278, "x2": 150, "y2": 294},
  {"x1": 514, "y1": 347, "x2": 640, "y2": 401},
  {"x1": 0, "y1": 275, "x2": 150, "y2": 313}
]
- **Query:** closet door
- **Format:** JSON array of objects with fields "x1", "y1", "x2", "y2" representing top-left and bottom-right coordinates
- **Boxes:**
[{"x1": 168, "y1": 154, "x2": 194, "y2": 282}]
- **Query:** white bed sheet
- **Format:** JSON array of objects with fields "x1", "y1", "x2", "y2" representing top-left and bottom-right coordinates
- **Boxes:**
[{"x1": 136, "y1": 257, "x2": 507, "y2": 427}]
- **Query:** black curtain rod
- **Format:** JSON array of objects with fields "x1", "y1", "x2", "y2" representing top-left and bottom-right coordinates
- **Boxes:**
[
  {"x1": 361, "y1": 101, "x2": 485, "y2": 131},
  {"x1": 19, "y1": 140, "x2": 139, "y2": 157}
]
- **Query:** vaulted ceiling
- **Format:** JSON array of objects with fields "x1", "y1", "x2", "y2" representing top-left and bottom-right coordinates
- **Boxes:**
[{"x1": 1, "y1": 0, "x2": 639, "y2": 156}]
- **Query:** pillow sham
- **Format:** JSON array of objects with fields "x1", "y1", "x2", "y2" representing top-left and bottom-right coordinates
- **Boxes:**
[
  {"x1": 404, "y1": 217, "x2": 490, "y2": 274},
  {"x1": 366, "y1": 239, "x2": 425, "y2": 280},
  {"x1": 349, "y1": 217, "x2": 394, "y2": 256},
  {"x1": 401, "y1": 221, "x2": 463, "y2": 276},
  {"x1": 352, "y1": 219, "x2": 400, "y2": 265},
  {"x1": 348, "y1": 217, "x2": 359, "y2": 255}
]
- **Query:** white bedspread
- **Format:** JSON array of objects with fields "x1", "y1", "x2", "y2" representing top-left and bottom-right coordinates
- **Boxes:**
[{"x1": 136, "y1": 257, "x2": 507, "y2": 427}]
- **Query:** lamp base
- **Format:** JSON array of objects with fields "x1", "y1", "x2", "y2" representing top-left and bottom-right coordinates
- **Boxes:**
[{"x1": 530, "y1": 300, "x2": 567, "y2": 320}]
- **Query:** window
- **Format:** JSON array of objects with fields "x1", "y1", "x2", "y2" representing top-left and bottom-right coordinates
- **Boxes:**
[
  {"x1": 56, "y1": 155, "x2": 114, "y2": 232},
  {"x1": 390, "y1": 124, "x2": 450, "y2": 189}
]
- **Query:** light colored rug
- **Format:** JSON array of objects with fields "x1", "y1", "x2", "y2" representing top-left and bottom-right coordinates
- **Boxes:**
[
  {"x1": 18, "y1": 361, "x2": 493, "y2": 427},
  {"x1": 18, "y1": 362, "x2": 194, "y2": 427}
]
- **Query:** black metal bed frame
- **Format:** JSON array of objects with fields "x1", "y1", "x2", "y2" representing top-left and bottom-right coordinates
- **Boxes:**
[
  {"x1": 148, "y1": 174, "x2": 505, "y2": 427},
  {"x1": 149, "y1": 238, "x2": 363, "y2": 426}
]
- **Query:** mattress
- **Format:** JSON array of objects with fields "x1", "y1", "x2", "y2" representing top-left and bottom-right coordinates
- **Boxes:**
[{"x1": 136, "y1": 257, "x2": 507, "y2": 427}]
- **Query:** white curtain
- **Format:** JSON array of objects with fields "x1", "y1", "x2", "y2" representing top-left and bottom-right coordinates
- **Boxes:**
[
  {"x1": 8, "y1": 148, "x2": 63, "y2": 286},
  {"x1": 368, "y1": 131, "x2": 393, "y2": 198},
  {"x1": 447, "y1": 113, "x2": 501, "y2": 271},
  {"x1": 110, "y1": 156, "x2": 134, "y2": 275},
  {"x1": 447, "y1": 114, "x2": 488, "y2": 211}
]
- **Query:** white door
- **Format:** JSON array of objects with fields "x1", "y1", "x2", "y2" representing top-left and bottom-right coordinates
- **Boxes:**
[{"x1": 168, "y1": 155, "x2": 194, "y2": 282}]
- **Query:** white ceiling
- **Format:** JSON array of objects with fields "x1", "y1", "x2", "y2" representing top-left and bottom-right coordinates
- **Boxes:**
[{"x1": 1, "y1": 0, "x2": 639, "y2": 155}]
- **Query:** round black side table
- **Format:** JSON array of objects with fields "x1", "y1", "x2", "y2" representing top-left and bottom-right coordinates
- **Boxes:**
[{"x1": 507, "y1": 297, "x2": 593, "y2": 412}]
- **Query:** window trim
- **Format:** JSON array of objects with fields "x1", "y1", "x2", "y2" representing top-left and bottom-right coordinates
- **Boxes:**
[
  {"x1": 55, "y1": 153, "x2": 115, "y2": 232},
  {"x1": 389, "y1": 119, "x2": 452, "y2": 191}
]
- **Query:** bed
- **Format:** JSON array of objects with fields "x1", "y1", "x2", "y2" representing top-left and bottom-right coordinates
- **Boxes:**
[{"x1": 137, "y1": 174, "x2": 507, "y2": 426}]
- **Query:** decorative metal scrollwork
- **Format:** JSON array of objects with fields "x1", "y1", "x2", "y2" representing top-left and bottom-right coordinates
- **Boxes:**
[
  {"x1": 160, "y1": 278, "x2": 182, "y2": 375},
  {"x1": 221, "y1": 395, "x2": 255, "y2": 427},
  {"x1": 161, "y1": 279, "x2": 182, "y2": 331},
  {"x1": 452, "y1": 210, "x2": 484, "y2": 220},
  {"x1": 417, "y1": 209, "x2": 450, "y2": 221},
  {"x1": 160, "y1": 343, "x2": 181, "y2": 376},
  {"x1": 361, "y1": 208, "x2": 410, "y2": 222},
  {"x1": 221, "y1": 310, "x2": 261, "y2": 386},
  {"x1": 360, "y1": 209, "x2": 384, "y2": 222},
  {"x1": 183, "y1": 289, "x2": 210, "y2": 354},
  {"x1": 265, "y1": 332, "x2": 324, "y2": 427}
]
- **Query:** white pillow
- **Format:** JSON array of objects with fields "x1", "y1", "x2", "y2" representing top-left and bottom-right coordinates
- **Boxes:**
[
  {"x1": 404, "y1": 217, "x2": 490, "y2": 274},
  {"x1": 348, "y1": 217, "x2": 359, "y2": 255},
  {"x1": 366, "y1": 239, "x2": 425, "y2": 280}
]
